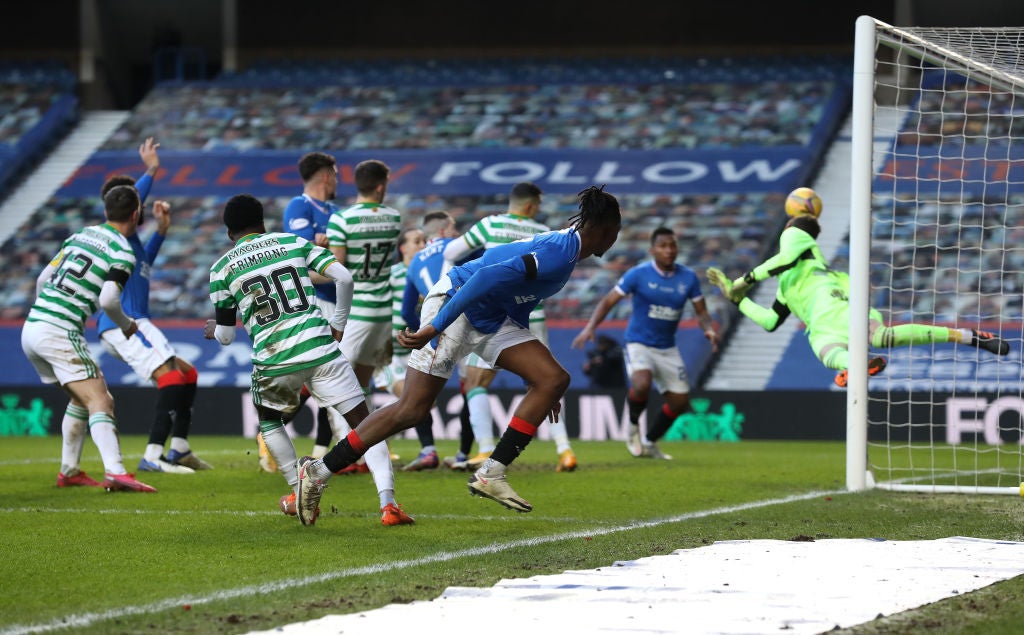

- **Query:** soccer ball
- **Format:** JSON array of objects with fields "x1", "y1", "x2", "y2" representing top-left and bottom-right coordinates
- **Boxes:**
[{"x1": 784, "y1": 187, "x2": 823, "y2": 218}]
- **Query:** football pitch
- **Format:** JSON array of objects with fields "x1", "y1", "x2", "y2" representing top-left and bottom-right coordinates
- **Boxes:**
[{"x1": 2, "y1": 435, "x2": 1024, "y2": 635}]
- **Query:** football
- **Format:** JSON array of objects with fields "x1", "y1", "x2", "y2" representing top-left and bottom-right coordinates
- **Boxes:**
[{"x1": 784, "y1": 187, "x2": 823, "y2": 218}]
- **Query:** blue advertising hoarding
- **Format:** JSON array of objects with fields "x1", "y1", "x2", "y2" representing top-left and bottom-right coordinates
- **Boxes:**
[{"x1": 57, "y1": 148, "x2": 815, "y2": 197}]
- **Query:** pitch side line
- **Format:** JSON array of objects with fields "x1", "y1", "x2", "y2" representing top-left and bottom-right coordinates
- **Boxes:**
[
  {"x1": 0, "y1": 489, "x2": 842, "y2": 635},
  {"x1": 0, "y1": 507, "x2": 530, "y2": 523},
  {"x1": 0, "y1": 448, "x2": 245, "y2": 466}
]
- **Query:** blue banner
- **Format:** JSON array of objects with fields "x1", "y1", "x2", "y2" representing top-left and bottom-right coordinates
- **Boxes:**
[
  {"x1": 1, "y1": 323, "x2": 717, "y2": 390},
  {"x1": 58, "y1": 148, "x2": 814, "y2": 197},
  {"x1": 876, "y1": 144, "x2": 1024, "y2": 196}
]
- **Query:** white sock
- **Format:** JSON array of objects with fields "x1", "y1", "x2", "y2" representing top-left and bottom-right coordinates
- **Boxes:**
[
  {"x1": 379, "y1": 488, "x2": 396, "y2": 508},
  {"x1": 88, "y1": 413, "x2": 125, "y2": 474},
  {"x1": 262, "y1": 426, "x2": 299, "y2": 490},
  {"x1": 364, "y1": 439, "x2": 395, "y2": 493},
  {"x1": 60, "y1": 404, "x2": 89, "y2": 474},
  {"x1": 478, "y1": 457, "x2": 506, "y2": 477},
  {"x1": 468, "y1": 389, "x2": 495, "y2": 453},
  {"x1": 144, "y1": 443, "x2": 164, "y2": 462},
  {"x1": 311, "y1": 444, "x2": 330, "y2": 459},
  {"x1": 549, "y1": 419, "x2": 572, "y2": 454},
  {"x1": 170, "y1": 436, "x2": 190, "y2": 454}
]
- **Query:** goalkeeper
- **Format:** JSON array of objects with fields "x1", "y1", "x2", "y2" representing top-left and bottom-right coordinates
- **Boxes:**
[{"x1": 706, "y1": 193, "x2": 1009, "y2": 387}]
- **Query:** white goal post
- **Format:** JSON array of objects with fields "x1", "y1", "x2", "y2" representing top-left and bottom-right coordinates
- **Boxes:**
[{"x1": 848, "y1": 16, "x2": 1024, "y2": 494}]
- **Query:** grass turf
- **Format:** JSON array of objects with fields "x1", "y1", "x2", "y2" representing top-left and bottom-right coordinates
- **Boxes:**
[{"x1": 2, "y1": 435, "x2": 1024, "y2": 634}]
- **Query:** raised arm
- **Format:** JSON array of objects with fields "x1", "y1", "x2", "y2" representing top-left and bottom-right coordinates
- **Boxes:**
[
  {"x1": 691, "y1": 297, "x2": 719, "y2": 353},
  {"x1": 571, "y1": 287, "x2": 625, "y2": 349}
]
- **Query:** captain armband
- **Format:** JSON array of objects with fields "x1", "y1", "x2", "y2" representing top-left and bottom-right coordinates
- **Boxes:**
[{"x1": 521, "y1": 254, "x2": 538, "y2": 280}]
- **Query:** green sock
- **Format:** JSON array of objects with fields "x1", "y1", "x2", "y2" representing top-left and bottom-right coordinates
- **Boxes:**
[{"x1": 872, "y1": 324, "x2": 956, "y2": 348}]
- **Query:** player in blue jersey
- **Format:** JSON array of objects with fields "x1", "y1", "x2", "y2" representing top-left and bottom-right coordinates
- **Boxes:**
[
  {"x1": 276, "y1": 151, "x2": 341, "y2": 465},
  {"x1": 96, "y1": 138, "x2": 211, "y2": 474},
  {"x1": 572, "y1": 227, "x2": 719, "y2": 460},
  {"x1": 295, "y1": 186, "x2": 622, "y2": 521},
  {"x1": 397, "y1": 211, "x2": 473, "y2": 470}
]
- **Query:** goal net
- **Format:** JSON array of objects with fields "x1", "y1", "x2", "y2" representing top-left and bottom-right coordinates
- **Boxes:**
[{"x1": 847, "y1": 17, "x2": 1024, "y2": 494}]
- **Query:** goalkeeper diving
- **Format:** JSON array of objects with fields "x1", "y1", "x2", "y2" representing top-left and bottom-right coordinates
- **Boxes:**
[{"x1": 706, "y1": 187, "x2": 1010, "y2": 387}]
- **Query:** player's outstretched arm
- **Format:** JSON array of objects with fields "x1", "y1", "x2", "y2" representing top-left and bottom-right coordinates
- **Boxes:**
[
  {"x1": 99, "y1": 277, "x2": 137, "y2": 337},
  {"x1": 707, "y1": 267, "x2": 749, "y2": 303},
  {"x1": 322, "y1": 261, "x2": 353, "y2": 333},
  {"x1": 139, "y1": 137, "x2": 160, "y2": 176},
  {"x1": 397, "y1": 324, "x2": 438, "y2": 350},
  {"x1": 571, "y1": 288, "x2": 624, "y2": 349},
  {"x1": 692, "y1": 297, "x2": 719, "y2": 353},
  {"x1": 400, "y1": 278, "x2": 422, "y2": 332},
  {"x1": 737, "y1": 297, "x2": 791, "y2": 332}
]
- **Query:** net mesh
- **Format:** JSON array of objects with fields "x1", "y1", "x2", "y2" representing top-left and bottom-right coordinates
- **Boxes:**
[{"x1": 865, "y1": 23, "x2": 1024, "y2": 492}]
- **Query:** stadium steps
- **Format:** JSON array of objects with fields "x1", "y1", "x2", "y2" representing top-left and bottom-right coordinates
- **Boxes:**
[
  {"x1": 0, "y1": 110, "x2": 130, "y2": 245},
  {"x1": 705, "y1": 108, "x2": 905, "y2": 390}
]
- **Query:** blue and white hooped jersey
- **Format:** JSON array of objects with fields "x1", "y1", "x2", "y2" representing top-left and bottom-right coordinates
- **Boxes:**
[{"x1": 616, "y1": 261, "x2": 703, "y2": 349}]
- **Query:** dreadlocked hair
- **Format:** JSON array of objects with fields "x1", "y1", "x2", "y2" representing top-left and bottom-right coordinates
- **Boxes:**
[{"x1": 568, "y1": 185, "x2": 621, "y2": 231}]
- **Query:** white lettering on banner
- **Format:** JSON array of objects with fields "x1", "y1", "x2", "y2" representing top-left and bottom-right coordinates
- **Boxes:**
[
  {"x1": 718, "y1": 158, "x2": 802, "y2": 182},
  {"x1": 479, "y1": 162, "x2": 546, "y2": 183},
  {"x1": 431, "y1": 162, "x2": 482, "y2": 183},
  {"x1": 208, "y1": 343, "x2": 253, "y2": 368},
  {"x1": 593, "y1": 162, "x2": 633, "y2": 184},
  {"x1": 642, "y1": 162, "x2": 708, "y2": 184},
  {"x1": 429, "y1": 159, "x2": 802, "y2": 187},
  {"x1": 548, "y1": 161, "x2": 587, "y2": 184},
  {"x1": 578, "y1": 394, "x2": 640, "y2": 440},
  {"x1": 174, "y1": 342, "x2": 202, "y2": 365},
  {"x1": 946, "y1": 396, "x2": 1024, "y2": 445}
]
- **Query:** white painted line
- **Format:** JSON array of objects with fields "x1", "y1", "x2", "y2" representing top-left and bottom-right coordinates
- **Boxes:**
[{"x1": 0, "y1": 490, "x2": 836, "y2": 635}]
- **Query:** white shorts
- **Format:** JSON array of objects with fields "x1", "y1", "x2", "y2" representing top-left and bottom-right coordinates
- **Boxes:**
[
  {"x1": 100, "y1": 318, "x2": 176, "y2": 381},
  {"x1": 340, "y1": 319, "x2": 393, "y2": 368},
  {"x1": 373, "y1": 353, "x2": 409, "y2": 396},
  {"x1": 625, "y1": 342, "x2": 690, "y2": 394},
  {"x1": 21, "y1": 320, "x2": 100, "y2": 386},
  {"x1": 251, "y1": 354, "x2": 364, "y2": 415},
  {"x1": 464, "y1": 313, "x2": 548, "y2": 371},
  {"x1": 407, "y1": 276, "x2": 536, "y2": 379}
]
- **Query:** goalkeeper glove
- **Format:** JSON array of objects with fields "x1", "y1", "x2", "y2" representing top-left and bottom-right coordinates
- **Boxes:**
[
  {"x1": 708, "y1": 267, "x2": 754, "y2": 303},
  {"x1": 706, "y1": 267, "x2": 732, "y2": 297},
  {"x1": 729, "y1": 274, "x2": 753, "y2": 303},
  {"x1": 707, "y1": 267, "x2": 746, "y2": 303}
]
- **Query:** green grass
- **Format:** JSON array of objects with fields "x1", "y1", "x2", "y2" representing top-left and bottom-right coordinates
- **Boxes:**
[{"x1": 3, "y1": 435, "x2": 1024, "y2": 634}]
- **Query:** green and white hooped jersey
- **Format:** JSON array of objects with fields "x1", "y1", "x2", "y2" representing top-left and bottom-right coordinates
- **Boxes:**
[
  {"x1": 463, "y1": 212, "x2": 549, "y2": 323},
  {"x1": 26, "y1": 223, "x2": 135, "y2": 333},
  {"x1": 209, "y1": 232, "x2": 340, "y2": 376},
  {"x1": 326, "y1": 202, "x2": 402, "y2": 323},
  {"x1": 387, "y1": 261, "x2": 410, "y2": 361}
]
